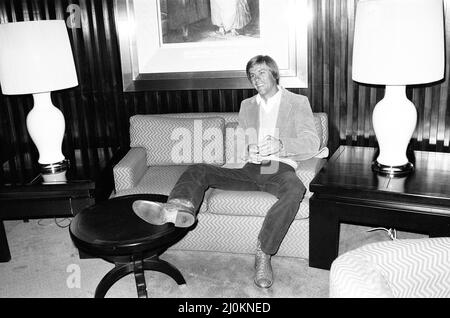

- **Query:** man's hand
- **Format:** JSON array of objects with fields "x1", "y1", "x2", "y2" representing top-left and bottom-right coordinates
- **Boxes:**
[
  {"x1": 258, "y1": 135, "x2": 283, "y2": 156},
  {"x1": 248, "y1": 144, "x2": 262, "y2": 164}
]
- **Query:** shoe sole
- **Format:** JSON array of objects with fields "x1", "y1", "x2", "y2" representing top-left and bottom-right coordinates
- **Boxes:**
[
  {"x1": 254, "y1": 277, "x2": 273, "y2": 289},
  {"x1": 132, "y1": 200, "x2": 195, "y2": 228}
]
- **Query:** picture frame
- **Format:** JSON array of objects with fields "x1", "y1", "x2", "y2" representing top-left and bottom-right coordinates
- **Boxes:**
[{"x1": 114, "y1": 0, "x2": 309, "y2": 91}]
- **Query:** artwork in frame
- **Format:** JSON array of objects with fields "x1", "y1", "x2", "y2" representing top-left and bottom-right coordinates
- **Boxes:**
[
  {"x1": 114, "y1": 0, "x2": 309, "y2": 91},
  {"x1": 160, "y1": 0, "x2": 260, "y2": 44}
]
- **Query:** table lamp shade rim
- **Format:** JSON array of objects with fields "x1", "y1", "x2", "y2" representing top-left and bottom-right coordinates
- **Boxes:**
[{"x1": 352, "y1": 71, "x2": 445, "y2": 86}]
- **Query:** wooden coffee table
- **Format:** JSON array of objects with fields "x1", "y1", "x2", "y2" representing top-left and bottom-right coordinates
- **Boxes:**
[
  {"x1": 309, "y1": 146, "x2": 450, "y2": 270},
  {"x1": 69, "y1": 194, "x2": 188, "y2": 298}
]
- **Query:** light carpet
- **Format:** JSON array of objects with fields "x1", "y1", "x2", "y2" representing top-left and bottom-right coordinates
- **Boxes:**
[
  {"x1": 0, "y1": 219, "x2": 329, "y2": 298},
  {"x1": 0, "y1": 219, "x2": 425, "y2": 298}
]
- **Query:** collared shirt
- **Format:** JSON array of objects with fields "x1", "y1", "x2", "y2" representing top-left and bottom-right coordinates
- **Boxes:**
[
  {"x1": 255, "y1": 86, "x2": 298, "y2": 170},
  {"x1": 256, "y1": 86, "x2": 282, "y2": 145}
]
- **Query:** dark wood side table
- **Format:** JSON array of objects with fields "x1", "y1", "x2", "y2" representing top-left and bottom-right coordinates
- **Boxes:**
[
  {"x1": 309, "y1": 146, "x2": 450, "y2": 270},
  {"x1": 69, "y1": 194, "x2": 188, "y2": 298},
  {"x1": 0, "y1": 175, "x2": 95, "y2": 262}
]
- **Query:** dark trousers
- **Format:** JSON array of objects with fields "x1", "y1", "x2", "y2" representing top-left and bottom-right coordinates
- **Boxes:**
[{"x1": 168, "y1": 161, "x2": 306, "y2": 255}]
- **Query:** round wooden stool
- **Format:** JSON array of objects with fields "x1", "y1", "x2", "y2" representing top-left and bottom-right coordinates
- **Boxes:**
[{"x1": 69, "y1": 194, "x2": 188, "y2": 298}]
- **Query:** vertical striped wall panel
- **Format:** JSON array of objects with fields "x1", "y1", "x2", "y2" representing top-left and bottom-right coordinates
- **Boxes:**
[{"x1": 1, "y1": 0, "x2": 450, "y2": 184}]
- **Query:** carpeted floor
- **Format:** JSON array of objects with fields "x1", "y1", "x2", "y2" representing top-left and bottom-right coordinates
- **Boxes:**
[
  {"x1": 0, "y1": 219, "x2": 329, "y2": 298},
  {"x1": 0, "y1": 219, "x2": 426, "y2": 298}
]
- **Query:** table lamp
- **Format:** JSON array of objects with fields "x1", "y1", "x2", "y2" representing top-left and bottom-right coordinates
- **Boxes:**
[
  {"x1": 0, "y1": 20, "x2": 78, "y2": 183},
  {"x1": 352, "y1": 0, "x2": 445, "y2": 177}
]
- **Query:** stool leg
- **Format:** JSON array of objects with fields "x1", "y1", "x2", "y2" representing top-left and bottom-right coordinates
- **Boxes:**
[
  {"x1": 94, "y1": 263, "x2": 134, "y2": 298},
  {"x1": 0, "y1": 221, "x2": 11, "y2": 262},
  {"x1": 133, "y1": 259, "x2": 148, "y2": 298},
  {"x1": 144, "y1": 256, "x2": 186, "y2": 285}
]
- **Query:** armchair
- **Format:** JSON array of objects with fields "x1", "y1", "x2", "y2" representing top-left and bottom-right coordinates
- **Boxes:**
[
  {"x1": 329, "y1": 237, "x2": 450, "y2": 298},
  {"x1": 113, "y1": 112, "x2": 329, "y2": 259}
]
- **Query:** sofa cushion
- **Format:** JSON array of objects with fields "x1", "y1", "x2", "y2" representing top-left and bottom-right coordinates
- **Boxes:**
[
  {"x1": 116, "y1": 163, "x2": 311, "y2": 219},
  {"x1": 205, "y1": 189, "x2": 310, "y2": 219},
  {"x1": 130, "y1": 116, "x2": 226, "y2": 166},
  {"x1": 171, "y1": 212, "x2": 310, "y2": 258},
  {"x1": 330, "y1": 238, "x2": 450, "y2": 298}
]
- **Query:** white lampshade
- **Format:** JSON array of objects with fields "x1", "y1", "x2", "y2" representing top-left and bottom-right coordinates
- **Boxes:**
[
  {"x1": 352, "y1": 0, "x2": 445, "y2": 85},
  {"x1": 0, "y1": 20, "x2": 78, "y2": 94},
  {"x1": 352, "y1": 0, "x2": 445, "y2": 177}
]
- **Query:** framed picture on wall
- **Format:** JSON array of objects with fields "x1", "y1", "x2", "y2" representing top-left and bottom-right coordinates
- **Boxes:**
[{"x1": 114, "y1": 0, "x2": 309, "y2": 91}]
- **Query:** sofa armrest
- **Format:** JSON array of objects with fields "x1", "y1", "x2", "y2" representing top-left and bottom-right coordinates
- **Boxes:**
[
  {"x1": 113, "y1": 147, "x2": 147, "y2": 192},
  {"x1": 295, "y1": 158, "x2": 326, "y2": 197},
  {"x1": 330, "y1": 252, "x2": 394, "y2": 298},
  {"x1": 330, "y1": 237, "x2": 450, "y2": 298}
]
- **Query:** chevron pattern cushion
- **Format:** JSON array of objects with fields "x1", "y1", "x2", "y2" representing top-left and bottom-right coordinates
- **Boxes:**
[
  {"x1": 171, "y1": 213, "x2": 309, "y2": 258},
  {"x1": 206, "y1": 189, "x2": 310, "y2": 219},
  {"x1": 130, "y1": 116, "x2": 226, "y2": 166},
  {"x1": 141, "y1": 111, "x2": 328, "y2": 149},
  {"x1": 330, "y1": 237, "x2": 450, "y2": 298}
]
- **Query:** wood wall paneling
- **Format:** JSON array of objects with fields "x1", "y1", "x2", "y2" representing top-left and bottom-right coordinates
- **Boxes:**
[{"x1": 0, "y1": 0, "x2": 449, "y2": 185}]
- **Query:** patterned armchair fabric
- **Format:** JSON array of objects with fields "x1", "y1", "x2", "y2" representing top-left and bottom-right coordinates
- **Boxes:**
[
  {"x1": 329, "y1": 237, "x2": 450, "y2": 298},
  {"x1": 112, "y1": 112, "x2": 329, "y2": 258},
  {"x1": 113, "y1": 148, "x2": 147, "y2": 192}
]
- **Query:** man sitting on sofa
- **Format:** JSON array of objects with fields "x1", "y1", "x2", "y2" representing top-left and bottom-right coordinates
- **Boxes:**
[{"x1": 132, "y1": 55, "x2": 320, "y2": 288}]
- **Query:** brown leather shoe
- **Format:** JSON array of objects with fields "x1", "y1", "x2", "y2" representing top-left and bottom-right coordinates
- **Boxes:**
[
  {"x1": 132, "y1": 200, "x2": 195, "y2": 228},
  {"x1": 254, "y1": 240, "x2": 273, "y2": 288}
]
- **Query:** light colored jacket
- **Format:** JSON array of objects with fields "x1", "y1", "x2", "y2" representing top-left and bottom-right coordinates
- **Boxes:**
[{"x1": 238, "y1": 87, "x2": 321, "y2": 162}]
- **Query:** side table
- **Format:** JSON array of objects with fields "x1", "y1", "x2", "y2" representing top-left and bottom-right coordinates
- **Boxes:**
[
  {"x1": 0, "y1": 175, "x2": 95, "y2": 262},
  {"x1": 309, "y1": 146, "x2": 450, "y2": 270},
  {"x1": 69, "y1": 194, "x2": 188, "y2": 298}
]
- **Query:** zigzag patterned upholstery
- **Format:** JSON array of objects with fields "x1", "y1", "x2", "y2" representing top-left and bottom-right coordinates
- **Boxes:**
[
  {"x1": 113, "y1": 148, "x2": 148, "y2": 192},
  {"x1": 139, "y1": 112, "x2": 329, "y2": 151},
  {"x1": 171, "y1": 213, "x2": 310, "y2": 258},
  {"x1": 113, "y1": 112, "x2": 328, "y2": 258},
  {"x1": 329, "y1": 237, "x2": 450, "y2": 298},
  {"x1": 130, "y1": 116, "x2": 226, "y2": 166}
]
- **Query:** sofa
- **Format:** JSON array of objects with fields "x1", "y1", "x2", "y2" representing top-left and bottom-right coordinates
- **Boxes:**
[
  {"x1": 112, "y1": 112, "x2": 329, "y2": 259},
  {"x1": 329, "y1": 237, "x2": 450, "y2": 298}
]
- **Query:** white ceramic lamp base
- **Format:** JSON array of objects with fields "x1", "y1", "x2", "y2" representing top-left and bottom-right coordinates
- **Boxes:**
[
  {"x1": 27, "y1": 92, "x2": 68, "y2": 183},
  {"x1": 372, "y1": 86, "x2": 416, "y2": 177}
]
